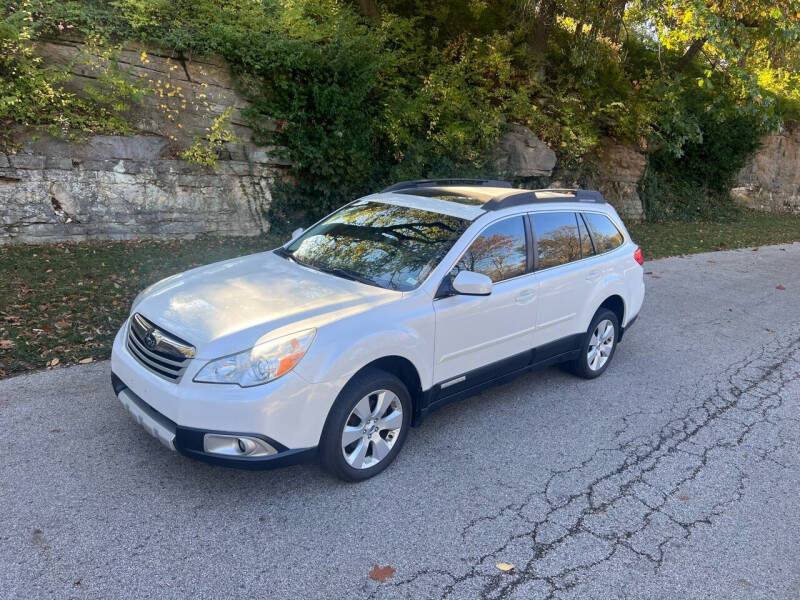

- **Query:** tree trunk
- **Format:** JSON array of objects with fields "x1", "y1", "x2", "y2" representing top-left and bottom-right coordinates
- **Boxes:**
[
  {"x1": 527, "y1": 0, "x2": 557, "y2": 56},
  {"x1": 357, "y1": 0, "x2": 380, "y2": 23},
  {"x1": 602, "y1": 0, "x2": 627, "y2": 42},
  {"x1": 676, "y1": 37, "x2": 707, "y2": 71}
]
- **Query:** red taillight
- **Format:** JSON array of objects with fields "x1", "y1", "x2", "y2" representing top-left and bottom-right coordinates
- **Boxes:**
[{"x1": 633, "y1": 247, "x2": 644, "y2": 265}]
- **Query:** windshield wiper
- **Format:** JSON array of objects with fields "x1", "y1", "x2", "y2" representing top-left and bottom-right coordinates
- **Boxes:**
[
  {"x1": 273, "y1": 246, "x2": 296, "y2": 261},
  {"x1": 280, "y1": 249, "x2": 391, "y2": 289},
  {"x1": 313, "y1": 265, "x2": 382, "y2": 288}
]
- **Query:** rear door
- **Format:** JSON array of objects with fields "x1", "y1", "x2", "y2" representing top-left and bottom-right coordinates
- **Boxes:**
[
  {"x1": 433, "y1": 215, "x2": 538, "y2": 391},
  {"x1": 529, "y1": 211, "x2": 596, "y2": 354}
]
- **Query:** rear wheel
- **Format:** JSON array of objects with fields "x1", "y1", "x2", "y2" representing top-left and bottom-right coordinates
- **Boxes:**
[
  {"x1": 319, "y1": 368, "x2": 411, "y2": 481},
  {"x1": 567, "y1": 309, "x2": 619, "y2": 379}
]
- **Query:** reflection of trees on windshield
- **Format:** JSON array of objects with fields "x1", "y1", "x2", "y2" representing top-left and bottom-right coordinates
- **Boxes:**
[
  {"x1": 538, "y1": 224, "x2": 580, "y2": 269},
  {"x1": 456, "y1": 217, "x2": 527, "y2": 282},
  {"x1": 287, "y1": 202, "x2": 469, "y2": 291}
]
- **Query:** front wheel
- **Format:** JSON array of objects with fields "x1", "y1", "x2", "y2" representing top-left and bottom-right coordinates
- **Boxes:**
[
  {"x1": 319, "y1": 368, "x2": 411, "y2": 482},
  {"x1": 567, "y1": 309, "x2": 619, "y2": 379}
]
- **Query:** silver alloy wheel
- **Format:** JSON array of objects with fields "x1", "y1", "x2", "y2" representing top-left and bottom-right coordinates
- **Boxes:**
[
  {"x1": 587, "y1": 319, "x2": 615, "y2": 371},
  {"x1": 341, "y1": 389, "x2": 403, "y2": 469}
]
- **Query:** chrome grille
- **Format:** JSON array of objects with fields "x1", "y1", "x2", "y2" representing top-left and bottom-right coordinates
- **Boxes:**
[{"x1": 127, "y1": 313, "x2": 195, "y2": 382}]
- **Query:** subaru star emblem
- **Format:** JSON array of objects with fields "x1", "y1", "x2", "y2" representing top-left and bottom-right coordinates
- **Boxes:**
[{"x1": 144, "y1": 332, "x2": 157, "y2": 350}]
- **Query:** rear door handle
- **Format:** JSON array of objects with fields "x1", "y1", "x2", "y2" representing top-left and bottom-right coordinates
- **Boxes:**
[
  {"x1": 586, "y1": 271, "x2": 601, "y2": 282},
  {"x1": 515, "y1": 289, "x2": 537, "y2": 304}
]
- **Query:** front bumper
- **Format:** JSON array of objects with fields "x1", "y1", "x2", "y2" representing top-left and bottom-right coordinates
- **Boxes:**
[
  {"x1": 112, "y1": 372, "x2": 317, "y2": 470},
  {"x1": 111, "y1": 319, "x2": 340, "y2": 451}
]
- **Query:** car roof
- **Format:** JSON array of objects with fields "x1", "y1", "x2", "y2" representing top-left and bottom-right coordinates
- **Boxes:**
[{"x1": 367, "y1": 180, "x2": 607, "y2": 221}]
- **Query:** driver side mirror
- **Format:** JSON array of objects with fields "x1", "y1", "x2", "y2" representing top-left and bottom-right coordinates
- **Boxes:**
[
  {"x1": 289, "y1": 227, "x2": 304, "y2": 242},
  {"x1": 451, "y1": 270, "x2": 492, "y2": 296}
]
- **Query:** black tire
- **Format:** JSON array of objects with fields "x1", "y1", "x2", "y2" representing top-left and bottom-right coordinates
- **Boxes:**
[
  {"x1": 567, "y1": 308, "x2": 619, "y2": 379},
  {"x1": 319, "y1": 367, "x2": 412, "y2": 482}
]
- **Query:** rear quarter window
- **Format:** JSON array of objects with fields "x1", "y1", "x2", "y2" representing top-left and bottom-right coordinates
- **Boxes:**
[{"x1": 582, "y1": 213, "x2": 624, "y2": 254}]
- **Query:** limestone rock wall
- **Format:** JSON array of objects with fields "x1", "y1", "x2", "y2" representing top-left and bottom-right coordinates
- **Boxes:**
[
  {"x1": 1, "y1": 135, "x2": 277, "y2": 243},
  {"x1": 733, "y1": 126, "x2": 800, "y2": 212},
  {"x1": 493, "y1": 123, "x2": 557, "y2": 178},
  {"x1": 492, "y1": 124, "x2": 646, "y2": 221},
  {"x1": 36, "y1": 38, "x2": 270, "y2": 150},
  {"x1": 1, "y1": 38, "x2": 286, "y2": 244},
  {"x1": 593, "y1": 140, "x2": 646, "y2": 221}
]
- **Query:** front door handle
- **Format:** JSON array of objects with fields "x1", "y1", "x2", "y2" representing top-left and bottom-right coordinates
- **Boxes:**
[
  {"x1": 586, "y1": 271, "x2": 601, "y2": 282},
  {"x1": 515, "y1": 289, "x2": 537, "y2": 304}
]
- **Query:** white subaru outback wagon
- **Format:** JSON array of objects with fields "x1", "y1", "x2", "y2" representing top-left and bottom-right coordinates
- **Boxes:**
[{"x1": 111, "y1": 179, "x2": 645, "y2": 481}]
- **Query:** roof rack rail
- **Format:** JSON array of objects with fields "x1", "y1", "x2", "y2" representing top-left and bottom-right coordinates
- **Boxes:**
[
  {"x1": 534, "y1": 189, "x2": 604, "y2": 203},
  {"x1": 482, "y1": 188, "x2": 605, "y2": 211},
  {"x1": 381, "y1": 178, "x2": 512, "y2": 193}
]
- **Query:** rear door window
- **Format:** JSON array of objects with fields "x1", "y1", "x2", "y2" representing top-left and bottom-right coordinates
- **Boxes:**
[
  {"x1": 531, "y1": 212, "x2": 581, "y2": 269},
  {"x1": 582, "y1": 213, "x2": 624, "y2": 254}
]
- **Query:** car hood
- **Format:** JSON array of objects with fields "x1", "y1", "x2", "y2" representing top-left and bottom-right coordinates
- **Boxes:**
[{"x1": 132, "y1": 250, "x2": 399, "y2": 358}]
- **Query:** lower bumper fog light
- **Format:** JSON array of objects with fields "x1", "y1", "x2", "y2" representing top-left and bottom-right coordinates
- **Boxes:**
[{"x1": 203, "y1": 434, "x2": 278, "y2": 457}]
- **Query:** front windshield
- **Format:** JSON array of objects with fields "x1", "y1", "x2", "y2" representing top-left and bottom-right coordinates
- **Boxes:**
[{"x1": 284, "y1": 201, "x2": 471, "y2": 291}]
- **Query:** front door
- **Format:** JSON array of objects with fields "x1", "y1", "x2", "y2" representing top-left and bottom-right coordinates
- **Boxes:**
[{"x1": 433, "y1": 215, "x2": 537, "y2": 393}]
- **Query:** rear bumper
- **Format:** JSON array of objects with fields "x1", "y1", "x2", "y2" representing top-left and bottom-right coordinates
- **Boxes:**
[{"x1": 112, "y1": 372, "x2": 317, "y2": 470}]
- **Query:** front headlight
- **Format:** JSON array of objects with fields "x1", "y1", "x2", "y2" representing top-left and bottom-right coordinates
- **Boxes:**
[{"x1": 193, "y1": 329, "x2": 316, "y2": 387}]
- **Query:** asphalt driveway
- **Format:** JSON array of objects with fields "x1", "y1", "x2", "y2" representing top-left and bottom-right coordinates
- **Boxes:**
[{"x1": 2, "y1": 244, "x2": 799, "y2": 599}]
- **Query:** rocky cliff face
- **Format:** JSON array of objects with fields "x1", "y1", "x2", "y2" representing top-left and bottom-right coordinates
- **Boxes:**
[
  {"x1": 0, "y1": 135, "x2": 277, "y2": 242},
  {"x1": 36, "y1": 39, "x2": 266, "y2": 151},
  {"x1": 493, "y1": 124, "x2": 558, "y2": 178},
  {"x1": 593, "y1": 140, "x2": 646, "y2": 221},
  {"x1": 733, "y1": 126, "x2": 800, "y2": 213},
  {"x1": 1, "y1": 40, "x2": 284, "y2": 244},
  {"x1": 492, "y1": 125, "x2": 646, "y2": 221}
]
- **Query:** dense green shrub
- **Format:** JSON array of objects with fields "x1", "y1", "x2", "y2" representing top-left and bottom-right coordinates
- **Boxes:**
[
  {"x1": 640, "y1": 83, "x2": 767, "y2": 221},
  {"x1": 0, "y1": 4, "x2": 140, "y2": 149}
]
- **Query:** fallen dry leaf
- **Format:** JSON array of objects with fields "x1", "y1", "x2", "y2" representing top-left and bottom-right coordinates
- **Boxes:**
[
  {"x1": 776, "y1": 284, "x2": 786, "y2": 290},
  {"x1": 78, "y1": 357, "x2": 93, "y2": 364},
  {"x1": 677, "y1": 493, "x2": 689, "y2": 501},
  {"x1": 0, "y1": 339, "x2": 15, "y2": 350},
  {"x1": 369, "y1": 565, "x2": 395, "y2": 583},
  {"x1": 495, "y1": 563, "x2": 515, "y2": 572},
  {"x1": 48, "y1": 358, "x2": 60, "y2": 367}
]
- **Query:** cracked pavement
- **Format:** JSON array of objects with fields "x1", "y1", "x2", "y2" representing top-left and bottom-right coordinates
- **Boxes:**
[{"x1": 2, "y1": 244, "x2": 799, "y2": 599}]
